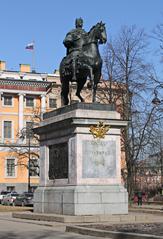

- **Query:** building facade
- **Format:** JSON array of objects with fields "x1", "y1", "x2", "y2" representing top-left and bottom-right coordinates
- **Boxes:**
[{"x1": 0, "y1": 61, "x2": 61, "y2": 193}]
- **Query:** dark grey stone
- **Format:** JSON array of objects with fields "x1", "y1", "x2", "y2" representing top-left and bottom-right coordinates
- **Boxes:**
[
  {"x1": 49, "y1": 143, "x2": 68, "y2": 179},
  {"x1": 43, "y1": 102, "x2": 115, "y2": 120},
  {"x1": 59, "y1": 19, "x2": 107, "y2": 105}
]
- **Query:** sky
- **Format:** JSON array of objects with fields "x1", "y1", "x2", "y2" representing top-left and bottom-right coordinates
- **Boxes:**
[{"x1": 0, "y1": 0, "x2": 163, "y2": 74}]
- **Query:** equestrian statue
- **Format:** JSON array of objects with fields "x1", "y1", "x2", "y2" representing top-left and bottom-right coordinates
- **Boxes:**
[{"x1": 59, "y1": 18, "x2": 107, "y2": 105}]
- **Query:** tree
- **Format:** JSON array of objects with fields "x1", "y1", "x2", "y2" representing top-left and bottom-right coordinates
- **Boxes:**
[
  {"x1": 102, "y1": 25, "x2": 159, "y2": 199},
  {"x1": 152, "y1": 20, "x2": 163, "y2": 51}
]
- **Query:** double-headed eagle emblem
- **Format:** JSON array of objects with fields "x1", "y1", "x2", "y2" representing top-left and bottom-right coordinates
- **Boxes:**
[{"x1": 89, "y1": 121, "x2": 110, "y2": 139}]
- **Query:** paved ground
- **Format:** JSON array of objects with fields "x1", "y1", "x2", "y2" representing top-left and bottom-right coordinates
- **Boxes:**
[
  {"x1": 0, "y1": 204, "x2": 163, "y2": 238},
  {"x1": 81, "y1": 223, "x2": 163, "y2": 236},
  {"x1": 0, "y1": 212, "x2": 106, "y2": 239},
  {"x1": 131, "y1": 203, "x2": 163, "y2": 210},
  {"x1": 0, "y1": 204, "x2": 32, "y2": 212}
]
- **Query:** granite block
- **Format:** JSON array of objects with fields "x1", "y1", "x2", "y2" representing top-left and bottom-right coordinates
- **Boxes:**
[
  {"x1": 77, "y1": 192, "x2": 101, "y2": 204},
  {"x1": 44, "y1": 191, "x2": 62, "y2": 203},
  {"x1": 102, "y1": 192, "x2": 127, "y2": 203},
  {"x1": 34, "y1": 104, "x2": 128, "y2": 215},
  {"x1": 75, "y1": 203, "x2": 104, "y2": 215},
  {"x1": 63, "y1": 192, "x2": 77, "y2": 204}
]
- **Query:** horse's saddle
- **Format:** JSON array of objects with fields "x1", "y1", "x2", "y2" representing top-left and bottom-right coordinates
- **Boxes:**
[{"x1": 61, "y1": 52, "x2": 91, "y2": 77}]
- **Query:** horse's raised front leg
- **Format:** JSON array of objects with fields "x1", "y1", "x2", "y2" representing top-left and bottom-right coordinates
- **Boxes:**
[{"x1": 61, "y1": 80, "x2": 69, "y2": 105}]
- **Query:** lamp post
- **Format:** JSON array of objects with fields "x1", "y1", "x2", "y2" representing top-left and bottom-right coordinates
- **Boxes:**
[
  {"x1": 20, "y1": 126, "x2": 34, "y2": 193},
  {"x1": 161, "y1": 149, "x2": 163, "y2": 195},
  {"x1": 28, "y1": 133, "x2": 31, "y2": 192},
  {"x1": 26, "y1": 126, "x2": 34, "y2": 193},
  {"x1": 152, "y1": 85, "x2": 163, "y2": 194}
]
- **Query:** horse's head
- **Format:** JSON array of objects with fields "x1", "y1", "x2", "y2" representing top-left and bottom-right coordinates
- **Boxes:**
[
  {"x1": 96, "y1": 21, "x2": 107, "y2": 44},
  {"x1": 88, "y1": 21, "x2": 107, "y2": 45}
]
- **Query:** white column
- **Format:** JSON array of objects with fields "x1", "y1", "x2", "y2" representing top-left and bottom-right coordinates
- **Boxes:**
[
  {"x1": 18, "y1": 93, "x2": 24, "y2": 132},
  {"x1": 41, "y1": 94, "x2": 46, "y2": 113},
  {"x1": 0, "y1": 91, "x2": 2, "y2": 106}
]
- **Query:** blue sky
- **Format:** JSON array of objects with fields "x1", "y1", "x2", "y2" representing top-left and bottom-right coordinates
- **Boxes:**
[{"x1": 0, "y1": 0, "x2": 163, "y2": 73}]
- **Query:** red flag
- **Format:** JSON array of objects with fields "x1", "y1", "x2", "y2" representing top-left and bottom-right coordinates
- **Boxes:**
[{"x1": 25, "y1": 42, "x2": 34, "y2": 50}]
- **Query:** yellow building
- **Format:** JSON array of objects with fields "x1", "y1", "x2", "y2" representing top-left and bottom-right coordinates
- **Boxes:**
[{"x1": 0, "y1": 61, "x2": 59, "y2": 193}]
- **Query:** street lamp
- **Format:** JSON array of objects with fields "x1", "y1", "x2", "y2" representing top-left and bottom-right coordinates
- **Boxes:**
[
  {"x1": 26, "y1": 126, "x2": 34, "y2": 193},
  {"x1": 27, "y1": 131, "x2": 31, "y2": 192},
  {"x1": 20, "y1": 126, "x2": 34, "y2": 192},
  {"x1": 152, "y1": 86, "x2": 163, "y2": 194},
  {"x1": 161, "y1": 150, "x2": 163, "y2": 194}
]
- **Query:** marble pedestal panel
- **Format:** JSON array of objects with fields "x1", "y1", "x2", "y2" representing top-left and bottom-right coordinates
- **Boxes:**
[{"x1": 34, "y1": 103, "x2": 128, "y2": 215}]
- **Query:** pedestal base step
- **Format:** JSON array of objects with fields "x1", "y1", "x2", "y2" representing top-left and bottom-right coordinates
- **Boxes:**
[
  {"x1": 12, "y1": 212, "x2": 154, "y2": 224},
  {"x1": 34, "y1": 185, "x2": 128, "y2": 215}
]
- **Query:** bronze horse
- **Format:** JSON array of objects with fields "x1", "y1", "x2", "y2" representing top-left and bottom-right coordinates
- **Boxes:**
[{"x1": 59, "y1": 22, "x2": 107, "y2": 105}]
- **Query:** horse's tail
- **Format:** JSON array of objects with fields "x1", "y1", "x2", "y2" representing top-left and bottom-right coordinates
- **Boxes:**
[
  {"x1": 59, "y1": 57, "x2": 66, "y2": 82},
  {"x1": 60, "y1": 55, "x2": 73, "y2": 82}
]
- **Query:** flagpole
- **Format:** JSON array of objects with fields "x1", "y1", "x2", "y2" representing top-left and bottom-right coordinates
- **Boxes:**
[
  {"x1": 32, "y1": 40, "x2": 35, "y2": 72},
  {"x1": 25, "y1": 41, "x2": 35, "y2": 72}
]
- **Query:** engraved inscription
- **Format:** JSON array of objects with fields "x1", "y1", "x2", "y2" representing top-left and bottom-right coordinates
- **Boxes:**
[
  {"x1": 49, "y1": 143, "x2": 68, "y2": 179},
  {"x1": 82, "y1": 140, "x2": 116, "y2": 178}
]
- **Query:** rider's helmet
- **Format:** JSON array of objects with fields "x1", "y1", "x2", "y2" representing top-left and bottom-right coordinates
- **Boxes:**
[{"x1": 75, "y1": 18, "x2": 83, "y2": 28}]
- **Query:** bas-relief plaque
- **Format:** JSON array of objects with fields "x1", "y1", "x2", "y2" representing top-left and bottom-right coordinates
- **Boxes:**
[
  {"x1": 49, "y1": 143, "x2": 68, "y2": 179},
  {"x1": 82, "y1": 140, "x2": 116, "y2": 178}
]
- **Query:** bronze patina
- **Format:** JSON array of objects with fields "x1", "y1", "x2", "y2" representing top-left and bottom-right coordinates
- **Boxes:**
[{"x1": 60, "y1": 18, "x2": 107, "y2": 105}]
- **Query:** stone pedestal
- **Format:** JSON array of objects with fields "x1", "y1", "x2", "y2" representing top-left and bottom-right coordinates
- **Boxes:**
[{"x1": 34, "y1": 103, "x2": 128, "y2": 215}]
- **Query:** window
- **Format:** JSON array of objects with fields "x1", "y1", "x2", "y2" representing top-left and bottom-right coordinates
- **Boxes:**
[
  {"x1": 4, "y1": 121, "x2": 12, "y2": 138},
  {"x1": 3, "y1": 95, "x2": 13, "y2": 106},
  {"x1": 30, "y1": 158, "x2": 39, "y2": 176},
  {"x1": 7, "y1": 186, "x2": 15, "y2": 192},
  {"x1": 30, "y1": 186, "x2": 37, "y2": 192},
  {"x1": 49, "y1": 98, "x2": 57, "y2": 108},
  {"x1": 26, "y1": 96, "x2": 34, "y2": 107},
  {"x1": 6, "y1": 159, "x2": 15, "y2": 177}
]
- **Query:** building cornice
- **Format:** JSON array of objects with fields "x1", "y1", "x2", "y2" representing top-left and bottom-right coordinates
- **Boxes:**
[
  {"x1": 0, "y1": 78, "x2": 53, "y2": 92},
  {"x1": 0, "y1": 78, "x2": 51, "y2": 87}
]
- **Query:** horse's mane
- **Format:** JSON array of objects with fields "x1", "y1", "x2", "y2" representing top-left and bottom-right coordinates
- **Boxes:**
[{"x1": 88, "y1": 22, "x2": 100, "y2": 35}]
